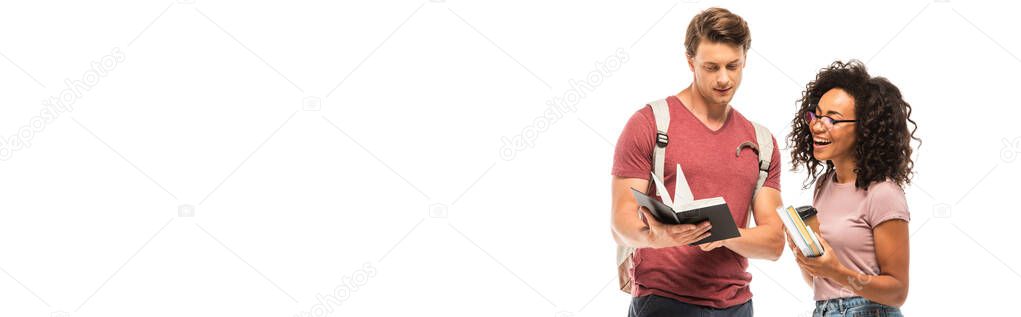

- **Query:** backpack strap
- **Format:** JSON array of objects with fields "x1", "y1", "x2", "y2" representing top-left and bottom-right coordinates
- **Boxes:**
[
  {"x1": 649, "y1": 99, "x2": 696, "y2": 204},
  {"x1": 742, "y1": 121, "x2": 773, "y2": 227},
  {"x1": 750, "y1": 121, "x2": 774, "y2": 197},
  {"x1": 616, "y1": 98, "x2": 672, "y2": 294},
  {"x1": 648, "y1": 99, "x2": 670, "y2": 198}
]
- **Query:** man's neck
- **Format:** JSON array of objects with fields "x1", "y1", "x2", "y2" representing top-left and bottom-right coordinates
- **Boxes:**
[{"x1": 678, "y1": 86, "x2": 730, "y2": 128}]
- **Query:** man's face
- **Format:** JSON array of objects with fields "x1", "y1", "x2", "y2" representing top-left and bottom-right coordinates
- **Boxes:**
[{"x1": 688, "y1": 40, "x2": 745, "y2": 106}]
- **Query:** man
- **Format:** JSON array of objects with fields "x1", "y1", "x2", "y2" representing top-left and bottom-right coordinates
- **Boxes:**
[{"x1": 610, "y1": 7, "x2": 784, "y2": 316}]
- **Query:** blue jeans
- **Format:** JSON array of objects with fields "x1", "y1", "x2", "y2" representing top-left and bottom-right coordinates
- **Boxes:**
[
  {"x1": 813, "y1": 297, "x2": 903, "y2": 317},
  {"x1": 629, "y1": 295, "x2": 752, "y2": 317}
]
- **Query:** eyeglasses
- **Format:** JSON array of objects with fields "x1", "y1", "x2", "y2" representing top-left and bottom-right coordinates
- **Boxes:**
[{"x1": 804, "y1": 110, "x2": 856, "y2": 130}]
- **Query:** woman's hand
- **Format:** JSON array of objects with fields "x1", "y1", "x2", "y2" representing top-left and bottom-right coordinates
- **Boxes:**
[
  {"x1": 785, "y1": 233, "x2": 814, "y2": 286},
  {"x1": 792, "y1": 234, "x2": 848, "y2": 281}
]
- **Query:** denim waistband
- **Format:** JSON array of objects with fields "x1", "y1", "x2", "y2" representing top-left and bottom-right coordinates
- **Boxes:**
[{"x1": 814, "y1": 296, "x2": 874, "y2": 311}]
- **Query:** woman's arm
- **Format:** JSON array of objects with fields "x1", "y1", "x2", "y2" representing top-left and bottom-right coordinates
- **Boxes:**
[
  {"x1": 832, "y1": 220, "x2": 910, "y2": 306},
  {"x1": 796, "y1": 220, "x2": 910, "y2": 307}
]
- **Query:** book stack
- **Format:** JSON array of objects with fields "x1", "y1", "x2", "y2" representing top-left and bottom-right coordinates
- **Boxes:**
[{"x1": 776, "y1": 205, "x2": 824, "y2": 257}]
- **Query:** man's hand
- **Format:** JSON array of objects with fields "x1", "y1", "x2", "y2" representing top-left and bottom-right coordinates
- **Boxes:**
[
  {"x1": 640, "y1": 208, "x2": 712, "y2": 249},
  {"x1": 698, "y1": 240, "x2": 726, "y2": 252},
  {"x1": 611, "y1": 176, "x2": 714, "y2": 249}
]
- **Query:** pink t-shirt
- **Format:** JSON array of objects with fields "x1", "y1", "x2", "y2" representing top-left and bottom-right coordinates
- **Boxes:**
[
  {"x1": 812, "y1": 175, "x2": 910, "y2": 300},
  {"x1": 612, "y1": 95, "x2": 781, "y2": 309}
]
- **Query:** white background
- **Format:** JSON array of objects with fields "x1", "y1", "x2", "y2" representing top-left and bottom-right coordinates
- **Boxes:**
[{"x1": 1, "y1": 0, "x2": 1019, "y2": 316}]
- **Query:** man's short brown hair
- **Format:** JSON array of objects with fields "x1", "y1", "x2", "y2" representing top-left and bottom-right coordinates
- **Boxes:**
[{"x1": 684, "y1": 7, "x2": 751, "y2": 57}]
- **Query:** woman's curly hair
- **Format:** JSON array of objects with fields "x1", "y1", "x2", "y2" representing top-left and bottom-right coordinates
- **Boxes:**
[{"x1": 787, "y1": 60, "x2": 920, "y2": 191}]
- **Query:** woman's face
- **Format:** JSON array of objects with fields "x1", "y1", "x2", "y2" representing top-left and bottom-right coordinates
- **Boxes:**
[{"x1": 810, "y1": 88, "x2": 857, "y2": 162}]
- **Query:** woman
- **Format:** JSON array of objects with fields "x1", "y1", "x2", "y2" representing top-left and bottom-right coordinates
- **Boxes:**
[{"x1": 786, "y1": 60, "x2": 919, "y2": 316}]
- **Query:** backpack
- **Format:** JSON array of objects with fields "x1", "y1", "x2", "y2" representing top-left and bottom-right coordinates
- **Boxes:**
[{"x1": 616, "y1": 98, "x2": 774, "y2": 294}]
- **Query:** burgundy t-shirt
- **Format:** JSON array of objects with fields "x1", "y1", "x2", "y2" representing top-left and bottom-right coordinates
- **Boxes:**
[{"x1": 612, "y1": 95, "x2": 781, "y2": 309}]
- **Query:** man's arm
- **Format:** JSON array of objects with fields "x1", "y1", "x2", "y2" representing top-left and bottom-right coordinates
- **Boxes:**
[
  {"x1": 611, "y1": 176, "x2": 711, "y2": 249},
  {"x1": 718, "y1": 187, "x2": 784, "y2": 260},
  {"x1": 610, "y1": 177, "x2": 650, "y2": 247}
]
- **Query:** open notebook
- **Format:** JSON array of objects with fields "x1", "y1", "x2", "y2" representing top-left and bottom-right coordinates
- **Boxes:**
[
  {"x1": 776, "y1": 205, "x2": 824, "y2": 257},
  {"x1": 629, "y1": 166, "x2": 740, "y2": 245}
]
